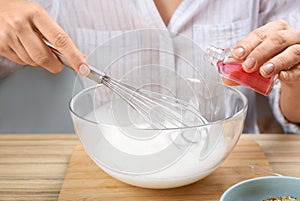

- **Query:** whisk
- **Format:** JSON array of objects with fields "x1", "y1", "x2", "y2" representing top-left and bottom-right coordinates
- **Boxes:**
[{"x1": 45, "y1": 40, "x2": 206, "y2": 129}]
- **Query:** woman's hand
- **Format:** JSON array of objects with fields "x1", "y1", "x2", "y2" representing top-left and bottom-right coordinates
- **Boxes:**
[
  {"x1": 232, "y1": 20, "x2": 300, "y2": 123},
  {"x1": 0, "y1": 0, "x2": 89, "y2": 75}
]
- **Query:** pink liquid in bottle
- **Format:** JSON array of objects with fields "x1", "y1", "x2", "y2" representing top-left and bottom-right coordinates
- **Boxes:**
[{"x1": 217, "y1": 61, "x2": 275, "y2": 96}]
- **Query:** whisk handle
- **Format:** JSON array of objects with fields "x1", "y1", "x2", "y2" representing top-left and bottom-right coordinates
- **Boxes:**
[{"x1": 43, "y1": 39, "x2": 106, "y2": 84}]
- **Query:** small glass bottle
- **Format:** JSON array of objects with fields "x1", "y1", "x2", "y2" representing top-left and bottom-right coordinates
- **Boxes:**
[{"x1": 206, "y1": 46, "x2": 276, "y2": 96}]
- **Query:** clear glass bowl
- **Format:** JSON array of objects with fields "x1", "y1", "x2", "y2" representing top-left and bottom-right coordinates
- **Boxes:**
[
  {"x1": 69, "y1": 81, "x2": 248, "y2": 189},
  {"x1": 70, "y1": 29, "x2": 248, "y2": 189}
]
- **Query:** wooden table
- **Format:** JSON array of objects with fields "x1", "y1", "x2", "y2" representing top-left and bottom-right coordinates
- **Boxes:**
[{"x1": 0, "y1": 134, "x2": 299, "y2": 201}]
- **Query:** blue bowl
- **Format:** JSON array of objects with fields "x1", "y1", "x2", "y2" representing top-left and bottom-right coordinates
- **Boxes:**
[{"x1": 220, "y1": 176, "x2": 300, "y2": 201}]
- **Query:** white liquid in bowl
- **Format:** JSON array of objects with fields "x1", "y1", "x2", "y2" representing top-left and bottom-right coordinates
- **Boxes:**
[{"x1": 74, "y1": 100, "x2": 229, "y2": 189}]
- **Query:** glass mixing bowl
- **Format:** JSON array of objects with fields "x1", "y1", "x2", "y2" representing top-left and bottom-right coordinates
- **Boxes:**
[
  {"x1": 69, "y1": 81, "x2": 247, "y2": 189},
  {"x1": 69, "y1": 29, "x2": 248, "y2": 189}
]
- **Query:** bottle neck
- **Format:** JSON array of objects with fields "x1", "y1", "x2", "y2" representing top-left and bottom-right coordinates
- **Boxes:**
[{"x1": 206, "y1": 46, "x2": 231, "y2": 66}]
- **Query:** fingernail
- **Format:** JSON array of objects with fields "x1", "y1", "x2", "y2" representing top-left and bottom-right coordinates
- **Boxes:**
[
  {"x1": 261, "y1": 63, "x2": 275, "y2": 75},
  {"x1": 79, "y1": 63, "x2": 90, "y2": 76},
  {"x1": 233, "y1": 47, "x2": 245, "y2": 58},
  {"x1": 242, "y1": 58, "x2": 257, "y2": 71}
]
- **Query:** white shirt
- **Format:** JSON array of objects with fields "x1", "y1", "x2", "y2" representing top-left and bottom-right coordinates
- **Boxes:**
[{"x1": 0, "y1": 0, "x2": 299, "y2": 133}]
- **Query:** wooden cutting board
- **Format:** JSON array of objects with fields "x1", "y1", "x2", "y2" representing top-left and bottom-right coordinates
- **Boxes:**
[{"x1": 59, "y1": 140, "x2": 271, "y2": 201}]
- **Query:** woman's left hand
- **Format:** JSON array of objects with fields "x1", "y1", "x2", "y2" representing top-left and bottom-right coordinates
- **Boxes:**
[
  {"x1": 232, "y1": 19, "x2": 300, "y2": 123},
  {"x1": 232, "y1": 19, "x2": 300, "y2": 82}
]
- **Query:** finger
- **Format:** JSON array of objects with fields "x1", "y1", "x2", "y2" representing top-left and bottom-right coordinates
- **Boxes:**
[
  {"x1": 8, "y1": 33, "x2": 37, "y2": 66},
  {"x1": 31, "y1": 5, "x2": 88, "y2": 75},
  {"x1": 0, "y1": 37, "x2": 26, "y2": 65},
  {"x1": 232, "y1": 20, "x2": 289, "y2": 61},
  {"x1": 1, "y1": 47, "x2": 27, "y2": 65},
  {"x1": 244, "y1": 29, "x2": 300, "y2": 73},
  {"x1": 16, "y1": 24, "x2": 64, "y2": 73},
  {"x1": 260, "y1": 44, "x2": 300, "y2": 78},
  {"x1": 0, "y1": 28, "x2": 29, "y2": 65},
  {"x1": 278, "y1": 64, "x2": 300, "y2": 82}
]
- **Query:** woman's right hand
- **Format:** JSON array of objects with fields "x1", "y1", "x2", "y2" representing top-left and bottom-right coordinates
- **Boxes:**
[{"x1": 0, "y1": 0, "x2": 89, "y2": 75}]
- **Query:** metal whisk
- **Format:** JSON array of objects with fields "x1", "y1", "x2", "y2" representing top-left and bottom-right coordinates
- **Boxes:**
[{"x1": 45, "y1": 40, "x2": 206, "y2": 129}]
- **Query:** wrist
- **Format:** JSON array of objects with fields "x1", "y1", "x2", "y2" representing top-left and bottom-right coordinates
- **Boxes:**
[{"x1": 279, "y1": 81, "x2": 300, "y2": 123}]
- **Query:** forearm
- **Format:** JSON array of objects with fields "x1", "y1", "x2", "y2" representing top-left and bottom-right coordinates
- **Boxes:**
[{"x1": 280, "y1": 82, "x2": 300, "y2": 123}]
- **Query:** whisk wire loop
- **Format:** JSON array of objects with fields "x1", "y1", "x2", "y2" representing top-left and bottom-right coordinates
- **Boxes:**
[{"x1": 45, "y1": 40, "x2": 207, "y2": 129}]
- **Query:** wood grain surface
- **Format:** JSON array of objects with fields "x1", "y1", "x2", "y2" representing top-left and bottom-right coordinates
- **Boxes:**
[
  {"x1": 0, "y1": 134, "x2": 80, "y2": 201},
  {"x1": 58, "y1": 140, "x2": 271, "y2": 201},
  {"x1": 0, "y1": 134, "x2": 299, "y2": 201}
]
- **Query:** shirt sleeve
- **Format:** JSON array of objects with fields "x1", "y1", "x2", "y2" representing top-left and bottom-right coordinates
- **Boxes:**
[
  {"x1": 269, "y1": 80, "x2": 300, "y2": 134},
  {"x1": 259, "y1": 0, "x2": 300, "y2": 28}
]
